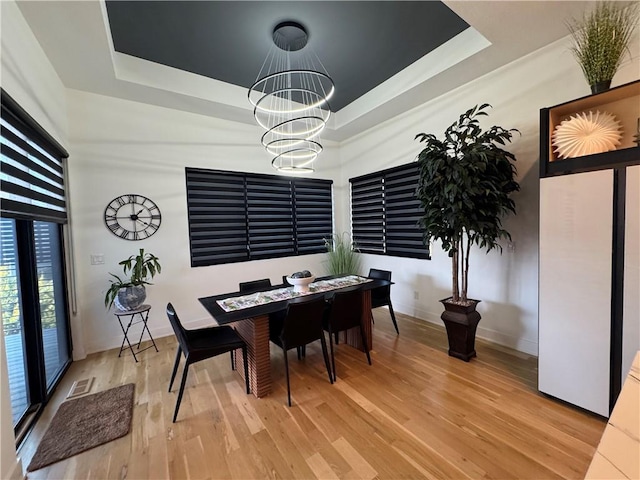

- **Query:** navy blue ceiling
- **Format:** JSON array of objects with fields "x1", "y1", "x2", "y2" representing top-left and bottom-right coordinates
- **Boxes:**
[{"x1": 105, "y1": 1, "x2": 468, "y2": 112}]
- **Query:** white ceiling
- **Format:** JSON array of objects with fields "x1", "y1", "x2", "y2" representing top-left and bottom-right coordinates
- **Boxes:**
[{"x1": 16, "y1": 1, "x2": 596, "y2": 142}]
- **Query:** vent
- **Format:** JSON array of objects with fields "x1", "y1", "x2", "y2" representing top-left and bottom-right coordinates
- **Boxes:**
[{"x1": 67, "y1": 377, "x2": 94, "y2": 399}]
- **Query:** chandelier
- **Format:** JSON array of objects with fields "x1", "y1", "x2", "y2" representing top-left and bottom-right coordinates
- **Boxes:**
[{"x1": 249, "y1": 21, "x2": 334, "y2": 173}]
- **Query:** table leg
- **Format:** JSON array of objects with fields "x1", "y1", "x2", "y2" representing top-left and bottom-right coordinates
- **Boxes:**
[
  {"x1": 346, "y1": 289, "x2": 373, "y2": 352},
  {"x1": 233, "y1": 315, "x2": 272, "y2": 398}
]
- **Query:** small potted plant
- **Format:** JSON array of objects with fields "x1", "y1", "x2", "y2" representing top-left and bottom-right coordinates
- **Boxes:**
[
  {"x1": 415, "y1": 104, "x2": 520, "y2": 361},
  {"x1": 566, "y1": 1, "x2": 639, "y2": 94},
  {"x1": 324, "y1": 232, "x2": 361, "y2": 276},
  {"x1": 104, "y1": 248, "x2": 161, "y2": 310}
]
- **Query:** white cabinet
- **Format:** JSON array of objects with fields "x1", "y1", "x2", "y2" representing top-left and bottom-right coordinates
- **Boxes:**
[
  {"x1": 539, "y1": 170, "x2": 613, "y2": 417},
  {"x1": 539, "y1": 82, "x2": 640, "y2": 417}
]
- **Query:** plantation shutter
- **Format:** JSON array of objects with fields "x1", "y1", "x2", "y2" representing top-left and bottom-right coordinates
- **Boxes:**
[
  {"x1": 350, "y1": 173, "x2": 384, "y2": 253},
  {"x1": 385, "y1": 164, "x2": 429, "y2": 259},
  {"x1": 1, "y1": 90, "x2": 68, "y2": 223},
  {"x1": 293, "y1": 178, "x2": 333, "y2": 254},
  {"x1": 186, "y1": 168, "x2": 249, "y2": 266}
]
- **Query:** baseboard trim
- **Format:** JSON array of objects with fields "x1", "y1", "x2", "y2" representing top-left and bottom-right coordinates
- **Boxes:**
[
  {"x1": 6, "y1": 457, "x2": 23, "y2": 480},
  {"x1": 394, "y1": 301, "x2": 538, "y2": 356},
  {"x1": 86, "y1": 316, "x2": 219, "y2": 355},
  {"x1": 88, "y1": 305, "x2": 538, "y2": 357}
]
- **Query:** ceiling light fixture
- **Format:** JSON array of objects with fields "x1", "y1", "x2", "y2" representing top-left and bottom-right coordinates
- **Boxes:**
[{"x1": 249, "y1": 21, "x2": 334, "y2": 173}]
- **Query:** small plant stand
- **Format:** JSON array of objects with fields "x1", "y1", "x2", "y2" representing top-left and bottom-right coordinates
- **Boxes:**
[{"x1": 113, "y1": 304, "x2": 158, "y2": 362}]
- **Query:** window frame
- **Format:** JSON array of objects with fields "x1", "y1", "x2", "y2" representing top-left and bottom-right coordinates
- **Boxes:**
[{"x1": 1, "y1": 89, "x2": 72, "y2": 442}]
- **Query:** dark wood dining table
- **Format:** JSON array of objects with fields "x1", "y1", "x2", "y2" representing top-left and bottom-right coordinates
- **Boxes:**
[{"x1": 198, "y1": 276, "x2": 391, "y2": 398}]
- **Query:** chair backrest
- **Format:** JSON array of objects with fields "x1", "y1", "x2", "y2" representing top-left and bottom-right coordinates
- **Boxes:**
[
  {"x1": 280, "y1": 297, "x2": 326, "y2": 349},
  {"x1": 239, "y1": 278, "x2": 272, "y2": 294},
  {"x1": 368, "y1": 268, "x2": 392, "y2": 302},
  {"x1": 327, "y1": 289, "x2": 363, "y2": 332},
  {"x1": 166, "y1": 302, "x2": 190, "y2": 352}
]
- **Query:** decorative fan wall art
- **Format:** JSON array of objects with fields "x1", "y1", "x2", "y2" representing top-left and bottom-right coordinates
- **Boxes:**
[{"x1": 552, "y1": 110, "x2": 622, "y2": 159}]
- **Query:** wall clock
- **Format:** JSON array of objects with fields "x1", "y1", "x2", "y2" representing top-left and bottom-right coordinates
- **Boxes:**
[{"x1": 104, "y1": 194, "x2": 161, "y2": 241}]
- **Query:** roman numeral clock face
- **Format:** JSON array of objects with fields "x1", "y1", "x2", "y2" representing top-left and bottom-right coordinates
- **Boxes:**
[{"x1": 104, "y1": 194, "x2": 161, "y2": 241}]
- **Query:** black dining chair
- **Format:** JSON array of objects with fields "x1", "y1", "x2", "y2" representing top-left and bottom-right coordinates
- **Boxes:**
[
  {"x1": 367, "y1": 268, "x2": 399, "y2": 334},
  {"x1": 239, "y1": 278, "x2": 272, "y2": 294},
  {"x1": 166, "y1": 302, "x2": 250, "y2": 422},
  {"x1": 270, "y1": 296, "x2": 333, "y2": 406},
  {"x1": 323, "y1": 289, "x2": 371, "y2": 381}
]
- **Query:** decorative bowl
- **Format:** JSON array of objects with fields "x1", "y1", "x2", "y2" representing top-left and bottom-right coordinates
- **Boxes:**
[{"x1": 286, "y1": 275, "x2": 316, "y2": 292}]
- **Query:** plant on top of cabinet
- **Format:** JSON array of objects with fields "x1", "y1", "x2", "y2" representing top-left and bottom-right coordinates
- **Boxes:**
[
  {"x1": 415, "y1": 104, "x2": 520, "y2": 361},
  {"x1": 104, "y1": 248, "x2": 161, "y2": 311},
  {"x1": 566, "y1": 1, "x2": 639, "y2": 94}
]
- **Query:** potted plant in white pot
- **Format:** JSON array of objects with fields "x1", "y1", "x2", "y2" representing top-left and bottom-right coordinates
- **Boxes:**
[
  {"x1": 104, "y1": 248, "x2": 161, "y2": 310},
  {"x1": 415, "y1": 104, "x2": 520, "y2": 361}
]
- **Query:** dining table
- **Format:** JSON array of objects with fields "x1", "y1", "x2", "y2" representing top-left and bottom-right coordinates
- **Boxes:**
[{"x1": 198, "y1": 275, "x2": 392, "y2": 398}]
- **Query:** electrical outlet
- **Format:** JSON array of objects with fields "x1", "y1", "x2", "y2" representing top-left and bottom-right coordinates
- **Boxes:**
[
  {"x1": 90, "y1": 254, "x2": 105, "y2": 265},
  {"x1": 413, "y1": 290, "x2": 419, "y2": 300}
]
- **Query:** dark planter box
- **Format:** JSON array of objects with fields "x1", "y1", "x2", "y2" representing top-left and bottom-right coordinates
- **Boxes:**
[{"x1": 439, "y1": 297, "x2": 481, "y2": 362}]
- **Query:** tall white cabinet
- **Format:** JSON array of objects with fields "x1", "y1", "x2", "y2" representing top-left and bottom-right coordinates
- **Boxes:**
[
  {"x1": 539, "y1": 171, "x2": 614, "y2": 416},
  {"x1": 538, "y1": 81, "x2": 640, "y2": 417}
]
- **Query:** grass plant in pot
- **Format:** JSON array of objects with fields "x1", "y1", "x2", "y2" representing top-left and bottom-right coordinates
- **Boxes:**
[
  {"x1": 415, "y1": 104, "x2": 520, "y2": 361},
  {"x1": 566, "y1": 1, "x2": 639, "y2": 94},
  {"x1": 324, "y1": 232, "x2": 361, "y2": 276},
  {"x1": 104, "y1": 249, "x2": 161, "y2": 311}
]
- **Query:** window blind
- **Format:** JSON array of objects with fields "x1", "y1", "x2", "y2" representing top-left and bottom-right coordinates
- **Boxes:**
[
  {"x1": 350, "y1": 173, "x2": 384, "y2": 254},
  {"x1": 350, "y1": 163, "x2": 429, "y2": 259},
  {"x1": 384, "y1": 163, "x2": 429, "y2": 259},
  {"x1": 247, "y1": 176, "x2": 294, "y2": 260},
  {"x1": 186, "y1": 169, "x2": 249, "y2": 267},
  {"x1": 1, "y1": 90, "x2": 68, "y2": 223},
  {"x1": 293, "y1": 178, "x2": 333, "y2": 255},
  {"x1": 186, "y1": 167, "x2": 333, "y2": 266}
]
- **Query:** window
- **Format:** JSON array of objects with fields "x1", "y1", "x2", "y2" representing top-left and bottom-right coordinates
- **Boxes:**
[
  {"x1": 186, "y1": 168, "x2": 333, "y2": 266},
  {"x1": 350, "y1": 162, "x2": 429, "y2": 259},
  {"x1": 1, "y1": 89, "x2": 71, "y2": 439}
]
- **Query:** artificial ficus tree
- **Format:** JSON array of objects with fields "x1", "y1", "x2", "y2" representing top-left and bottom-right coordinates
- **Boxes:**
[{"x1": 415, "y1": 104, "x2": 520, "y2": 304}]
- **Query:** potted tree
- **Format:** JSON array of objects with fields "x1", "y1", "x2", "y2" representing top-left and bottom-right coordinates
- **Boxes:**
[
  {"x1": 104, "y1": 248, "x2": 162, "y2": 310},
  {"x1": 415, "y1": 104, "x2": 520, "y2": 361},
  {"x1": 566, "y1": 1, "x2": 639, "y2": 94}
]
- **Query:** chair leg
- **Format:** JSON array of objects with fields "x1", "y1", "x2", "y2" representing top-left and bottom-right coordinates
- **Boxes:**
[
  {"x1": 283, "y1": 347, "x2": 292, "y2": 407},
  {"x1": 320, "y1": 332, "x2": 333, "y2": 384},
  {"x1": 242, "y1": 345, "x2": 250, "y2": 394},
  {"x1": 328, "y1": 327, "x2": 337, "y2": 382},
  {"x1": 388, "y1": 301, "x2": 399, "y2": 334},
  {"x1": 173, "y1": 360, "x2": 190, "y2": 423},
  {"x1": 168, "y1": 346, "x2": 182, "y2": 392},
  {"x1": 297, "y1": 346, "x2": 302, "y2": 360},
  {"x1": 230, "y1": 349, "x2": 235, "y2": 370}
]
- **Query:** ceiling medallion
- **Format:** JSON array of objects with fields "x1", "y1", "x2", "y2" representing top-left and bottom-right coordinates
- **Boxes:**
[{"x1": 249, "y1": 21, "x2": 335, "y2": 174}]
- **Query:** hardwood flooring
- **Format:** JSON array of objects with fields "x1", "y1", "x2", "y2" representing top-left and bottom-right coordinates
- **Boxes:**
[{"x1": 19, "y1": 310, "x2": 605, "y2": 479}]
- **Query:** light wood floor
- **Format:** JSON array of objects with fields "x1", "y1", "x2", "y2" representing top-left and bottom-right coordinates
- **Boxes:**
[{"x1": 19, "y1": 310, "x2": 605, "y2": 479}]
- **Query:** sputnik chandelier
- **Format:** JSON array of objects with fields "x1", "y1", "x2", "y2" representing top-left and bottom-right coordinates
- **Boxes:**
[{"x1": 248, "y1": 21, "x2": 334, "y2": 173}]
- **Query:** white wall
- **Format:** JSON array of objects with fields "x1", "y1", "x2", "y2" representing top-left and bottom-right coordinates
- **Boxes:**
[
  {"x1": 1, "y1": 0, "x2": 68, "y2": 476},
  {"x1": 339, "y1": 33, "x2": 639, "y2": 355},
  {"x1": 66, "y1": 90, "x2": 342, "y2": 354}
]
